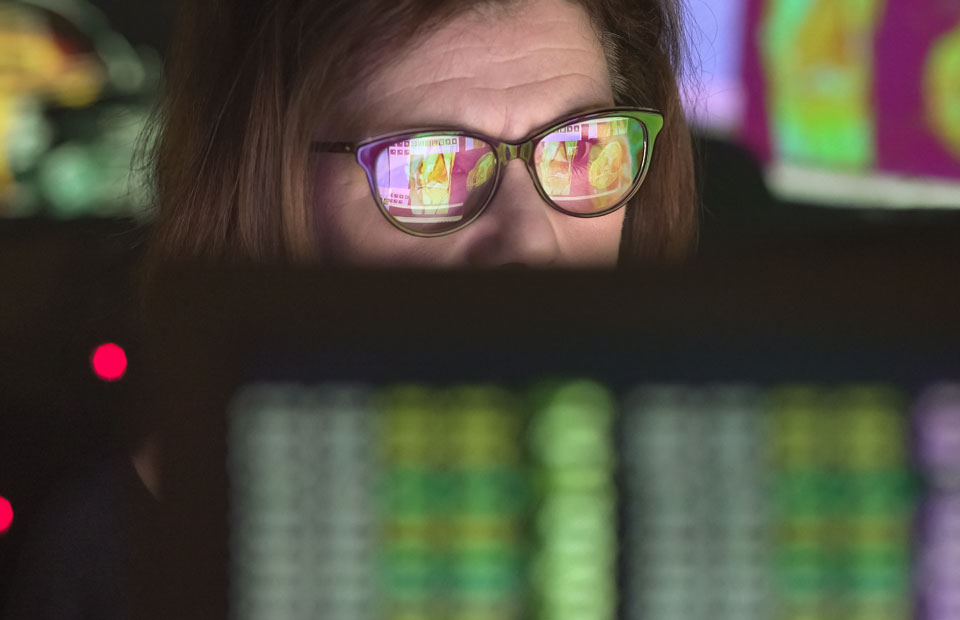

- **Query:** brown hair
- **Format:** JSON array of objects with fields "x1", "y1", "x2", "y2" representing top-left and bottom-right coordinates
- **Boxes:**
[{"x1": 142, "y1": 0, "x2": 696, "y2": 270}]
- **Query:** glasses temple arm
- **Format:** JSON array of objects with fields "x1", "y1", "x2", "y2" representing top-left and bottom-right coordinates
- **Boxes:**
[{"x1": 311, "y1": 142, "x2": 356, "y2": 154}]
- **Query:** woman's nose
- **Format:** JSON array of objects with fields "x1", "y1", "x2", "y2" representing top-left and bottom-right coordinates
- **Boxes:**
[{"x1": 455, "y1": 161, "x2": 561, "y2": 267}]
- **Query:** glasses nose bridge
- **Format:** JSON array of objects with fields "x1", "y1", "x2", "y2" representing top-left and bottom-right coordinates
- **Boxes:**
[{"x1": 497, "y1": 140, "x2": 534, "y2": 166}]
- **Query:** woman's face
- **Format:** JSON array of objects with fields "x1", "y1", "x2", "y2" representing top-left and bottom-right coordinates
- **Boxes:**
[{"x1": 313, "y1": 0, "x2": 624, "y2": 267}]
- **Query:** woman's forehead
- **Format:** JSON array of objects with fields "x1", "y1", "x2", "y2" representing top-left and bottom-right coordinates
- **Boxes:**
[{"x1": 344, "y1": 0, "x2": 614, "y2": 141}]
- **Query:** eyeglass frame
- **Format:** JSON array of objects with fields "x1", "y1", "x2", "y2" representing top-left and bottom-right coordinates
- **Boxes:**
[{"x1": 311, "y1": 107, "x2": 664, "y2": 238}]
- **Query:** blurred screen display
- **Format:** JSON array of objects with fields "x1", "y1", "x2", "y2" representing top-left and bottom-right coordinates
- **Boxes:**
[
  {"x1": 687, "y1": 0, "x2": 960, "y2": 208},
  {"x1": 0, "y1": 0, "x2": 160, "y2": 218},
  {"x1": 227, "y1": 381, "x2": 960, "y2": 620}
]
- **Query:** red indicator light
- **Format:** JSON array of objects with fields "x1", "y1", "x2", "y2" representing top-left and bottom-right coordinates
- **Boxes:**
[
  {"x1": 91, "y1": 343, "x2": 127, "y2": 382},
  {"x1": 0, "y1": 497, "x2": 12, "y2": 534}
]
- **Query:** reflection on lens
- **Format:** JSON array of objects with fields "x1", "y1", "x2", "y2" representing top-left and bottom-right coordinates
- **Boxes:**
[
  {"x1": 375, "y1": 135, "x2": 495, "y2": 234},
  {"x1": 534, "y1": 116, "x2": 644, "y2": 214},
  {"x1": 539, "y1": 141, "x2": 576, "y2": 196},
  {"x1": 467, "y1": 152, "x2": 496, "y2": 191},
  {"x1": 414, "y1": 152, "x2": 452, "y2": 206},
  {"x1": 588, "y1": 142, "x2": 624, "y2": 191}
]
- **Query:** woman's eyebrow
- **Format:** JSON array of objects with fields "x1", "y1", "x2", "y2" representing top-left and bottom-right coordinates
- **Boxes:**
[
  {"x1": 553, "y1": 101, "x2": 615, "y2": 122},
  {"x1": 508, "y1": 101, "x2": 615, "y2": 139},
  {"x1": 354, "y1": 100, "x2": 615, "y2": 141},
  {"x1": 476, "y1": 101, "x2": 621, "y2": 134}
]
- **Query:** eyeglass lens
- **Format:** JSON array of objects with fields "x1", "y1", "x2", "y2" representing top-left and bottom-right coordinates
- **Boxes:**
[
  {"x1": 374, "y1": 136, "x2": 497, "y2": 235},
  {"x1": 533, "y1": 116, "x2": 645, "y2": 215}
]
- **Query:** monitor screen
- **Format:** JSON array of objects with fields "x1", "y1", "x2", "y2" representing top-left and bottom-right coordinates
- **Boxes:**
[
  {"x1": 137, "y1": 265, "x2": 960, "y2": 620},
  {"x1": 227, "y1": 380, "x2": 960, "y2": 620},
  {"x1": 685, "y1": 0, "x2": 960, "y2": 209}
]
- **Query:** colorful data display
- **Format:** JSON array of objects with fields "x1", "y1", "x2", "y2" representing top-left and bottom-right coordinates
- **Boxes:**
[
  {"x1": 766, "y1": 387, "x2": 914, "y2": 620},
  {"x1": 687, "y1": 0, "x2": 960, "y2": 205},
  {"x1": 229, "y1": 381, "x2": 960, "y2": 620},
  {"x1": 757, "y1": 0, "x2": 886, "y2": 169},
  {"x1": 624, "y1": 386, "x2": 771, "y2": 620},
  {"x1": 230, "y1": 381, "x2": 618, "y2": 620},
  {"x1": 739, "y1": 0, "x2": 960, "y2": 197}
]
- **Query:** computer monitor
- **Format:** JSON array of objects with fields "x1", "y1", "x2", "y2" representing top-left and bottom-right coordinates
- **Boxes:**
[
  {"x1": 136, "y1": 257, "x2": 960, "y2": 620},
  {"x1": 684, "y1": 0, "x2": 960, "y2": 209}
]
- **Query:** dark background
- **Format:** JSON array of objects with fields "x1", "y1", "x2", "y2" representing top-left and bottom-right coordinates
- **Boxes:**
[
  {"x1": 2, "y1": 0, "x2": 960, "y2": 613},
  {"x1": 0, "y1": 0, "x2": 171, "y2": 607}
]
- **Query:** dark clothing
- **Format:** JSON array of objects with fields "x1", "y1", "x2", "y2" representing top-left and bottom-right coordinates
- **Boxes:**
[{"x1": 4, "y1": 455, "x2": 157, "y2": 620}]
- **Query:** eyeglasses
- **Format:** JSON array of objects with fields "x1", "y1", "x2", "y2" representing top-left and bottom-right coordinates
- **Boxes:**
[{"x1": 311, "y1": 107, "x2": 664, "y2": 237}]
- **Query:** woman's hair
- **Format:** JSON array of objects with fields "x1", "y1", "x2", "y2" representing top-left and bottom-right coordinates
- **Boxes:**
[{"x1": 142, "y1": 0, "x2": 696, "y2": 270}]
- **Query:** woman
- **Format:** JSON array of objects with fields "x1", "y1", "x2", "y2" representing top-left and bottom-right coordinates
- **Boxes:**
[
  {"x1": 5, "y1": 0, "x2": 695, "y2": 618},
  {"x1": 146, "y1": 0, "x2": 696, "y2": 270}
]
